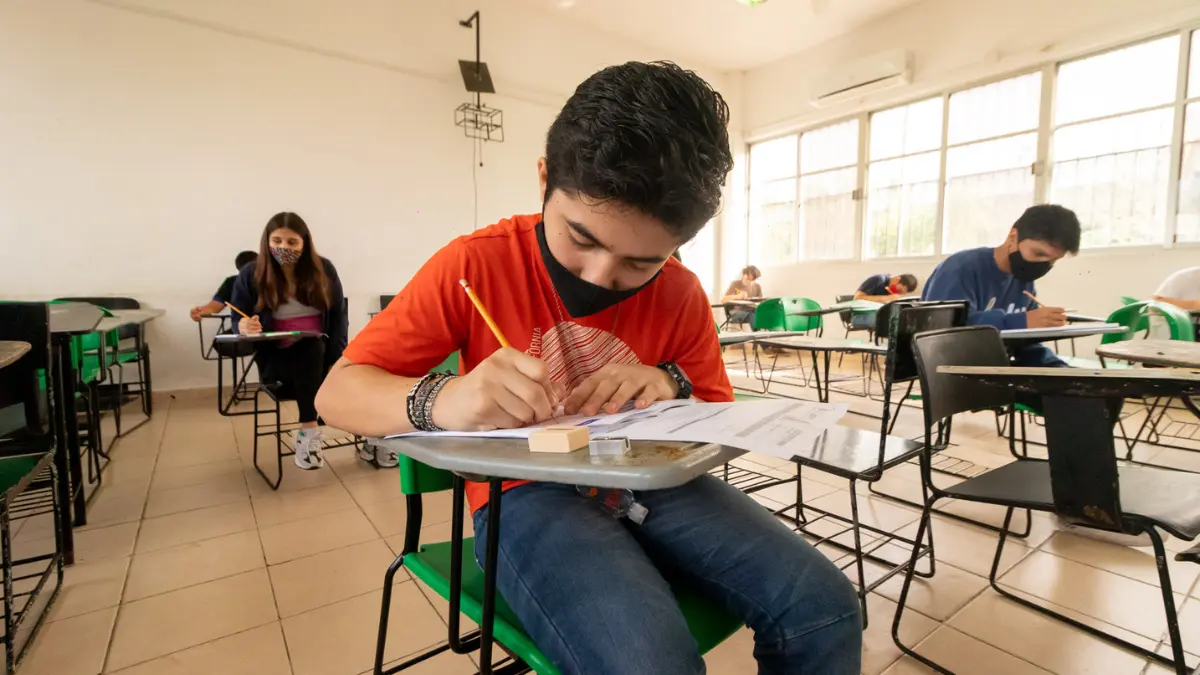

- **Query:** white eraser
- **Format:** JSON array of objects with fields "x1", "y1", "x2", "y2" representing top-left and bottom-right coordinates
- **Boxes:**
[{"x1": 528, "y1": 426, "x2": 590, "y2": 453}]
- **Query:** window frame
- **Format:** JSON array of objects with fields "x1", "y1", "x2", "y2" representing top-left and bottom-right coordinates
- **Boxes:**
[{"x1": 741, "y1": 23, "x2": 1200, "y2": 268}]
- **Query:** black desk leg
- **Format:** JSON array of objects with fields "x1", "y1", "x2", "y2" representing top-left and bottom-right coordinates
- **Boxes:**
[
  {"x1": 479, "y1": 480, "x2": 503, "y2": 673},
  {"x1": 809, "y1": 352, "x2": 824, "y2": 403},
  {"x1": 49, "y1": 339, "x2": 78, "y2": 564}
]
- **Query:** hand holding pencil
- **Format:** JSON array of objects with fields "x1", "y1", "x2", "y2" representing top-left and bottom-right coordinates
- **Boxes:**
[
  {"x1": 425, "y1": 280, "x2": 564, "y2": 431},
  {"x1": 1021, "y1": 291, "x2": 1067, "y2": 329},
  {"x1": 227, "y1": 302, "x2": 263, "y2": 335}
]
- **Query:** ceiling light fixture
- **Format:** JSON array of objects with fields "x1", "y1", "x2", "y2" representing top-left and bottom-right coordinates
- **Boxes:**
[{"x1": 733, "y1": 0, "x2": 768, "y2": 6}]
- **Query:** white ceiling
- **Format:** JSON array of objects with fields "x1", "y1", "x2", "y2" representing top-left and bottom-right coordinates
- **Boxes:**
[{"x1": 513, "y1": 0, "x2": 925, "y2": 71}]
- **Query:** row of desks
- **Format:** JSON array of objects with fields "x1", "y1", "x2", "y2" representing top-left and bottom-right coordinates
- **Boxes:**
[{"x1": 42, "y1": 303, "x2": 164, "y2": 564}]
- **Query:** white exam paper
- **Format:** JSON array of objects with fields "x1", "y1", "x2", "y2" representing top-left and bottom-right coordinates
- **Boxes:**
[{"x1": 390, "y1": 399, "x2": 849, "y2": 460}]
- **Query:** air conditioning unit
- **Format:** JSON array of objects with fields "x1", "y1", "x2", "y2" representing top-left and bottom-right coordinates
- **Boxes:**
[{"x1": 810, "y1": 49, "x2": 912, "y2": 108}]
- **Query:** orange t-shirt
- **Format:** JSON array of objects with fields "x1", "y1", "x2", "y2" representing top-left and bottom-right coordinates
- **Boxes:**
[{"x1": 343, "y1": 214, "x2": 733, "y2": 512}]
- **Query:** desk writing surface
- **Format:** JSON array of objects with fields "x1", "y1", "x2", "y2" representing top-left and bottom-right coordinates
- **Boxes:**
[
  {"x1": 376, "y1": 437, "x2": 742, "y2": 491},
  {"x1": 939, "y1": 365, "x2": 1200, "y2": 398},
  {"x1": 753, "y1": 335, "x2": 886, "y2": 354},
  {"x1": 999, "y1": 323, "x2": 1125, "y2": 340},
  {"x1": 0, "y1": 342, "x2": 30, "y2": 369},
  {"x1": 96, "y1": 308, "x2": 166, "y2": 332},
  {"x1": 1095, "y1": 339, "x2": 1200, "y2": 369},
  {"x1": 717, "y1": 330, "x2": 807, "y2": 346},
  {"x1": 48, "y1": 302, "x2": 104, "y2": 335},
  {"x1": 213, "y1": 330, "x2": 324, "y2": 343}
]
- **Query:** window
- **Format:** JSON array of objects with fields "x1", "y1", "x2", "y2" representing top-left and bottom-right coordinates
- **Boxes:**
[
  {"x1": 942, "y1": 73, "x2": 1041, "y2": 253},
  {"x1": 1050, "y1": 36, "x2": 1181, "y2": 247},
  {"x1": 797, "y1": 119, "x2": 859, "y2": 260},
  {"x1": 679, "y1": 221, "x2": 716, "y2": 298},
  {"x1": 748, "y1": 135, "x2": 798, "y2": 264},
  {"x1": 865, "y1": 98, "x2": 942, "y2": 258},
  {"x1": 1178, "y1": 31, "x2": 1200, "y2": 244}
]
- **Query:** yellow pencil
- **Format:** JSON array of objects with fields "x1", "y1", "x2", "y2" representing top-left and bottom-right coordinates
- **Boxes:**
[
  {"x1": 225, "y1": 302, "x2": 252, "y2": 320},
  {"x1": 459, "y1": 279, "x2": 511, "y2": 349},
  {"x1": 1022, "y1": 290, "x2": 1042, "y2": 307}
]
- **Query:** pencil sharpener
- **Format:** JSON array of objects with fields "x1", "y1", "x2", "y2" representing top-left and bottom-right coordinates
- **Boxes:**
[{"x1": 588, "y1": 437, "x2": 632, "y2": 459}]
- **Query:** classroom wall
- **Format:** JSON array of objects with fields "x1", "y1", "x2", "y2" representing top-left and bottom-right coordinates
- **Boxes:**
[
  {"x1": 0, "y1": 0, "x2": 728, "y2": 391},
  {"x1": 735, "y1": 0, "x2": 1200, "y2": 353}
]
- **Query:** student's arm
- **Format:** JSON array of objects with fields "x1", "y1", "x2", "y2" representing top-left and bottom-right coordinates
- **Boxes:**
[
  {"x1": 1152, "y1": 295, "x2": 1200, "y2": 311},
  {"x1": 315, "y1": 243, "x2": 557, "y2": 437},
  {"x1": 190, "y1": 300, "x2": 224, "y2": 322},
  {"x1": 671, "y1": 282, "x2": 734, "y2": 403},
  {"x1": 229, "y1": 268, "x2": 262, "y2": 334},
  {"x1": 923, "y1": 265, "x2": 1027, "y2": 330},
  {"x1": 854, "y1": 293, "x2": 900, "y2": 303},
  {"x1": 721, "y1": 282, "x2": 746, "y2": 303}
]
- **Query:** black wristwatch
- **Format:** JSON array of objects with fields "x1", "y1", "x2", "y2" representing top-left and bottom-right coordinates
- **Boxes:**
[{"x1": 657, "y1": 362, "x2": 693, "y2": 400}]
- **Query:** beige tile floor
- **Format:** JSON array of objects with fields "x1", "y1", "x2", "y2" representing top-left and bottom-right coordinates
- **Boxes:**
[{"x1": 11, "y1": 353, "x2": 1200, "y2": 675}]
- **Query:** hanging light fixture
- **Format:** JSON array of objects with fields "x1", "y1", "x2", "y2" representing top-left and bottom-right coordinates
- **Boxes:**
[{"x1": 454, "y1": 11, "x2": 504, "y2": 143}]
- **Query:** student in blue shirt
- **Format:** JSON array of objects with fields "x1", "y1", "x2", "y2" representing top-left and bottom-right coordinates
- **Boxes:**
[
  {"x1": 853, "y1": 273, "x2": 918, "y2": 303},
  {"x1": 921, "y1": 204, "x2": 1080, "y2": 367}
]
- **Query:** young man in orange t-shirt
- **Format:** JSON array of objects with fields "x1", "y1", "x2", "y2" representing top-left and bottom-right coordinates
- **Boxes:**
[{"x1": 316, "y1": 62, "x2": 860, "y2": 674}]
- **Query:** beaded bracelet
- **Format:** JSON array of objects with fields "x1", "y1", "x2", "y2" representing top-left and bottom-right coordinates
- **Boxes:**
[{"x1": 405, "y1": 373, "x2": 456, "y2": 432}]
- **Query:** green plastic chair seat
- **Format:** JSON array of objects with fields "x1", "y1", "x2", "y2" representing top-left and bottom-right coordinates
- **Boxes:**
[
  {"x1": 0, "y1": 454, "x2": 45, "y2": 497},
  {"x1": 406, "y1": 539, "x2": 743, "y2": 675},
  {"x1": 1014, "y1": 402, "x2": 1041, "y2": 416}
]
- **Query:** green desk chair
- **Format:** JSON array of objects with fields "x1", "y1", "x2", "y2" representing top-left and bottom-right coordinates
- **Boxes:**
[
  {"x1": 373, "y1": 357, "x2": 742, "y2": 675},
  {"x1": 752, "y1": 298, "x2": 785, "y2": 333},
  {"x1": 1144, "y1": 301, "x2": 1196, "y2": 342},
  {"x1": 1119, "y1": 295, "x2": 1141, "y2": 306},
  {"x1": 781, "y1": 297, "x2": 823, "y2": 335}
]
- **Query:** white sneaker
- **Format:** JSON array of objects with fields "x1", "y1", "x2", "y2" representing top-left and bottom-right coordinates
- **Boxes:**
[
  {"x1": 293, "y1": 428, "x2": 325, "y2": 470},
  {"x1": 357, "y1": 443, "x2": 399, "y2": 469}
]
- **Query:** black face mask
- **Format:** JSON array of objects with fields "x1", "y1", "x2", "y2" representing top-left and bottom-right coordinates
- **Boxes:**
[
  {"x1": 1008, "y1": 245, "x2": 1053, "y2": 282},
  {"x1": 536, "y1": 222, "x2": 658, "y2": 318}
]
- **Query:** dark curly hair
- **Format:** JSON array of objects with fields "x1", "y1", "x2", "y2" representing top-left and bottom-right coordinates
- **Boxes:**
[
  {"x1": 1014, "y1": 204, "x2": 1081, "y2": 255},
  {"x1": 544, "y1": 61, "x2": 733, "y2": 241}
]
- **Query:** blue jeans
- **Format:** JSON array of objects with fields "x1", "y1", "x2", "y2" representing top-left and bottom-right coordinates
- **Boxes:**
[{"x1": 472, "y1": 476, "x2": 861, "y2": 675}]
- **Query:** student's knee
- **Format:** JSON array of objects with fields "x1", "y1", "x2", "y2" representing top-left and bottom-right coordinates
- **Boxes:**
[{"x1": 768, "y1": 552, "x2": 861, "y2": 645}]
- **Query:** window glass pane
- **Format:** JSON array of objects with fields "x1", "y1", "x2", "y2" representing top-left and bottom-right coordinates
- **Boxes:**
[
  {"x1": 749, "y1": 178, "x2": 796, "y2": 265},
  {"x1": 948, "y1": 72, "x2": 1042, "y2": 145},
  {"x1": 749, "y1": 135, "x2": 798, "y2": 183},
  {"x1": 1055, "y1": 36, "x2": 1180, "y2": 125},
  {"x1": 1053, "y1": 108, "x2": 1173, "y2": 162},
  {"x1": 1189, "y1": 30, "x2": 1200, "y2": 98},
  {"x1": 942, "y1": 134, "x2": 1037, "y2": 253},
  {"x1": 1051, "y1": 150, "x2": 1169, "y2": 248},
  {"x1": 801, "y1": 119, "x2": 859, "y2": 173},
  {"x1": 1178, "y1": 102, "x2": 1200, "y2": 243},
  {"x1": 946, "y1": 133, "x2": 1037, "y2": 179},
  {"x1": 679, "y1": 221, "x2": 716, "y2": 298},
  {"x1": 799, "y1": 168, "x2": 857, "y2": 260},
  {"x1": 869, "y1": 97, "x2": 943, "y2": 160},
  {"x1": 865, "y1": 152, "x2": 939, "y2": 258}
]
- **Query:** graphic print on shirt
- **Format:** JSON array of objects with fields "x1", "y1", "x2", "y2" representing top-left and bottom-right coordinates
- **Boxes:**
[{"x1": 527, "y1": 322, "x2": 641, "y2": 392}]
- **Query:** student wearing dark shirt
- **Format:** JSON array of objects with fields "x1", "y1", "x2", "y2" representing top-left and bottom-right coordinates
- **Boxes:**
[
  {"x1": 190, "y1": 250, "x2": 258, "y2": 321},
  {"x1": 853, "y1": 273, "x2": 918, "y2": 303},
  {"x1": 922, "y1": 204, "x2": 1080, "y2": 367},
  {"x1": 722, "y1": 265, "x2": 763, "y2": 326}
]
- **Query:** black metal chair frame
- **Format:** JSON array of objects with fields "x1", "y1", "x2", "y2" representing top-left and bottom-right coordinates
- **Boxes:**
[
  {"x1": 718, "y1": 303, "x2": 972, "y2": 628},
  {"x1": 374, "y1": 479, "x2": 528, "y2": 675},
  {"x1": 892, "y1": 325, "x2": 1200, "y2": 675}
]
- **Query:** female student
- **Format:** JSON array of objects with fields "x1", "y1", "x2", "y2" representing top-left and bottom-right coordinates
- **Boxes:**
[{"x1": 232, "y1": 212, "x2": 347, "y2": 469}]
